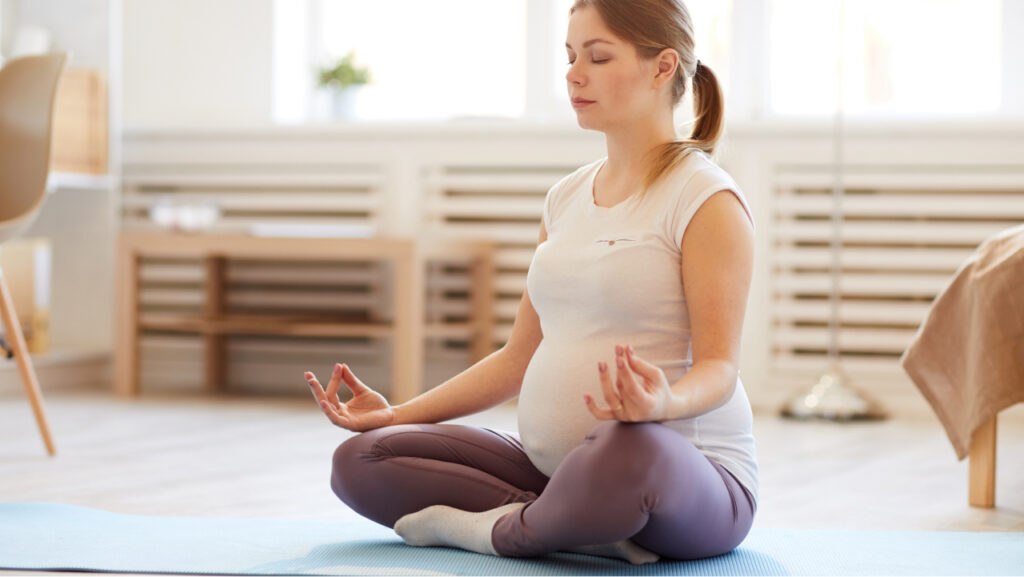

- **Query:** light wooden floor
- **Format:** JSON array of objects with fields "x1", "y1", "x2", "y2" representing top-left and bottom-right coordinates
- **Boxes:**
[{"x1": 2, "y1": 388, "x2": 1022, "y2": 573}]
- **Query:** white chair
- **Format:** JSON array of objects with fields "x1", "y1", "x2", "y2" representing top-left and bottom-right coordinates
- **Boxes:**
[{"x1": 0, "y1": 52, "x2": 68, "y2": 456}]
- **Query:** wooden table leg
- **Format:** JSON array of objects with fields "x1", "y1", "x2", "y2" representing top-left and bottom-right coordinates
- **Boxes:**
[
  {"x1": 390, "y1": 248, "x2": 424, "y2": 404},
  {"x1": 204, "y1": 256, "x2": 226, "y2": 393},
  {"x1": 114, "y1": 240, "x2": 140, "y2": 396},
  {"x1": 969, "y1": 414, "x2": 997, "y2": 508},
  {"x1": 469, "y1": 245, "x2": 495, "y2": 363}
]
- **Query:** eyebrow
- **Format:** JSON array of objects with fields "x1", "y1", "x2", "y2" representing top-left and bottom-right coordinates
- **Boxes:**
[{"x1": 565, "y1": 38, "x2": 614, "y2": 50}]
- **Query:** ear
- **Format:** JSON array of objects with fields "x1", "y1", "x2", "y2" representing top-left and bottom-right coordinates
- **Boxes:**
[{"x1": 653, "y1": 48, "x2": 679, "y2": 87}]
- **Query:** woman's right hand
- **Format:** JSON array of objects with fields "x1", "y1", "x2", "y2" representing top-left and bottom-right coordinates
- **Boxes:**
[{"x1": 305, "y1": 363, "x2": 395, "y2": 432}]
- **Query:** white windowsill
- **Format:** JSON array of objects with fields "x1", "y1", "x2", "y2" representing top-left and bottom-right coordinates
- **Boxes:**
[
  {"x1": 47, "y1": 172, "x2": 113, "y2": 194},
  {"x1": 121, "y1": 116, "x2": 1024, "y2": 140}
]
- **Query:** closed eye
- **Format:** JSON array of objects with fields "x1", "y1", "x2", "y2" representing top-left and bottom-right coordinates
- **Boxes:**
[{"x1": 567, "y1": 59, "x2": 609, "y2": 65}]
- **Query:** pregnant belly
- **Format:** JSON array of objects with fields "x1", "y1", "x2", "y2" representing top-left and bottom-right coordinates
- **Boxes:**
[{"x1": 517, "y1": 343, "x2": 604, "y2": 476}]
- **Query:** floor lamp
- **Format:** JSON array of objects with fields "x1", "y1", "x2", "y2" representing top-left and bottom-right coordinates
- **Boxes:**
[{"x1": 781, "y1": 0, "x2": 885, "y2": 421}]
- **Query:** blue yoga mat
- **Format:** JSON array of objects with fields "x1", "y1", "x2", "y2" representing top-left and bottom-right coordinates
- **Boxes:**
[{"x1": 0, "y1": 503, "x2": 1021, "y2": 576}]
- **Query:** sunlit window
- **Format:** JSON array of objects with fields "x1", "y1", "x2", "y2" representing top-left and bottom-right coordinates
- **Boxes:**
[
  {"x1": 769, "y1": 0, "x2": 1002, "y2": 117},
  {"x1": 317, "y1": 0, "x2": 526, "y2": 122},
  {"x1": 277, "y1": 0, "x2": 1013, "y2": 124}
]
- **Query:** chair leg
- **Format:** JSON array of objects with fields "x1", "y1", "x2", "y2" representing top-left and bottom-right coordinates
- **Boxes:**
[{"x1": 0, "y1": 269, "x2": 56, "y2": 456}]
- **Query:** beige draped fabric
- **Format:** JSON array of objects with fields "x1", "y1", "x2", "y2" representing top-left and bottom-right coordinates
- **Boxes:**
[{"x1": 900, "y1": 224, "x2": 1024, "y2": 460}]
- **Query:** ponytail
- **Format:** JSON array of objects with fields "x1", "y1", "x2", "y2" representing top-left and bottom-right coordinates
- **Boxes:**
[
  {"x1": 640, "y1": 60, "x2": 726, "y2": 194},
  {"x1": 688, "y1": 61, "x2": 724, "y2": 154}
]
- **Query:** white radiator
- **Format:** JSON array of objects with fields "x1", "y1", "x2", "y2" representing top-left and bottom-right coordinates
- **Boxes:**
[
  {"x1": 422, "y1": 163, "x2": 578, "y2": 346},
  {"x1": 113, "y1": 125, "x2": 1024, "y2": 410},
  {"x1": 770, "y1": 166, "x2": 1024, "y2": 385}
]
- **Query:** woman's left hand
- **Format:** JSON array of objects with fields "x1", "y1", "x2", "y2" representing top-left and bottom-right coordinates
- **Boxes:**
[{"x1": 584, "y1": 344, "x2": 674, "y2": 422}]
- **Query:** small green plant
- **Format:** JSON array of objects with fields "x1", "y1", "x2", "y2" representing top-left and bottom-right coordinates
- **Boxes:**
[{"x1": 317, "y1": 50, "x2": 372, "y2": 89}]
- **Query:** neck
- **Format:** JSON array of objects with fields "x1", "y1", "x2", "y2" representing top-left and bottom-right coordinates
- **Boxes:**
[{"x1": 601, "y1": 112, "x2": 677, "y2": 185}]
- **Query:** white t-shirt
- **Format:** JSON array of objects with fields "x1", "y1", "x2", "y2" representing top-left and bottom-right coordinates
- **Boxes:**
[{"x1": 518, "y1": 148, "x2": 759, "y2": 503}]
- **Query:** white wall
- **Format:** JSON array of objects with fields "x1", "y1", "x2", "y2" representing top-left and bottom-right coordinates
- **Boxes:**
[
  {"x1": 1, "y1": 0, "x2": 108, "y2": 67},
  {"x1": 121, "y1": 0, "x2": 274, "y2": 130},
  {"x1": 0, "y1": 0, "x2": 115, "y2": 359},
  {"x1": 0, "y1": 1, "x2": 8, "y2": 57},
  {"x1": 1003, "y1": 0, "x2": 1024, "y2": 116}
]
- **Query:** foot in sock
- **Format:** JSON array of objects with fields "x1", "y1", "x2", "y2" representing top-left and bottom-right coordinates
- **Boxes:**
[
  {"x1": 394, "y1": 503, "x2": 525, "y2": 556},
  {"x1": 565, "y1": 540, "x2": 661, "y2": 565}
]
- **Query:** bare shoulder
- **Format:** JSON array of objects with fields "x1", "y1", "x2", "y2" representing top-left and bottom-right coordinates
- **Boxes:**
[{"x1": 683, "y1": 189, "x2": 754, "y2": 250}]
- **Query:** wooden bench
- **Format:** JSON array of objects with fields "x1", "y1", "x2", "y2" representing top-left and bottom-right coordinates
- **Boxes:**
[{"x1": 114, "y1": 231, "x2": 495, "y2": 403}]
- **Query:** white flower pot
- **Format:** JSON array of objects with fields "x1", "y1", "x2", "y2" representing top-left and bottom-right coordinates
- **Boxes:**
[{"x1": 329, "y1": 87, "x2": 360, "y2": 120}]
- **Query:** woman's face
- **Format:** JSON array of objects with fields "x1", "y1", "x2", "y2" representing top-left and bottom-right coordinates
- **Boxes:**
[{"x1": 565, "y1": 6, "x2": 664, "y2": 131}]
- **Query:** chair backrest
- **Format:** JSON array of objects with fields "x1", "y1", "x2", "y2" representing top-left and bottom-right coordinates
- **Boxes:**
[{"x1": 0, "y1": 53, "x2": 67, "y2": 233}]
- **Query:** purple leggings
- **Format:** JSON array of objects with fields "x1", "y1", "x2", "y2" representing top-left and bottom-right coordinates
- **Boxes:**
[{"x1": 330, "y1": 420, "x2": 755, "y2": 560}]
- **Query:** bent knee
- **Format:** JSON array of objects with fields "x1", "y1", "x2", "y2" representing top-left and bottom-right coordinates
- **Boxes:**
[
  {"x1": 332, "y1": 434, "x2": 366, "y2": 476},
  {"x1": 330, "y1": 428, "x2": 391, "y2": 503}
]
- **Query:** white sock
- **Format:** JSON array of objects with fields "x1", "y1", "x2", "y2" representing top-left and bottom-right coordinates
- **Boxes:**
[
  {"x1": 394, "y1": 502, "x2": 525, "y2": 556},
  {"x1": 565, "y1": 540, "x2": 661, "y2": 565}
]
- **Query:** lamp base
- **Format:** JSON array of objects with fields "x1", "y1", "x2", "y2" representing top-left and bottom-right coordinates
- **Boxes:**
[{"x1": 780, "y1": 367, "x2": 887, "y2": 421}]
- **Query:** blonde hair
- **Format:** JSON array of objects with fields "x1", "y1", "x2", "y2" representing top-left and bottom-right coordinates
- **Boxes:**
[{"x1": 569, "y1": 0, "x2": 725, "y2": 194}]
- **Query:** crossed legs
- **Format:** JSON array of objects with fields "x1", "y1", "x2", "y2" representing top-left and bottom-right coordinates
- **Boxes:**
[
  {"x1": 330, "y1": 424, "x2": 548, "y2": 528},
  {"x1": 331, "y1": 421, "x2": 754, "y2": 561}
]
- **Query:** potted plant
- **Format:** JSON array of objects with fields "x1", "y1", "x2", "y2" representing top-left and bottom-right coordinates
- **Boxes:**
[{"x1": 316, "y1": 50, "x2": 372, "y2": 119}]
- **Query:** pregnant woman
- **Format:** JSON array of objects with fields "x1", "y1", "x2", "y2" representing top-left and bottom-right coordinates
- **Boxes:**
[{"x1": 306, "y1": 0, "x2": 757, "y2": 564}]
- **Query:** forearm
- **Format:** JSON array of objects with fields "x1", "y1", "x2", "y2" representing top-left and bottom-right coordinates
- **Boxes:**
[
  {"x1": 662, "y1": 359, "x2": 739, "y2": 421},
  {"x1": 391, "y1": 347, "x2": 525, "y2": 426}
]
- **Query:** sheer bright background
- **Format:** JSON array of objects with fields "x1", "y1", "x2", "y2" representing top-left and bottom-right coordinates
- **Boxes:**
[
  {"x1": 271, "y1": 0, "x2": 1011, "y2": 124},
  {"x1": 768, "y1": 0, "x2": 1001, "y2": 117},
  {"x1": 316, "y1": 0, "x2": 525, "y2": 122}
]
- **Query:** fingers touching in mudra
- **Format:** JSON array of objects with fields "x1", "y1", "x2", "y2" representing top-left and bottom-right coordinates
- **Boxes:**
[
  {"x1": 305, "y1": 363, "x2": 394, "y2": 432},
  {"x1": 585, "y1": 345, "x2": 673, "y2": 423}
]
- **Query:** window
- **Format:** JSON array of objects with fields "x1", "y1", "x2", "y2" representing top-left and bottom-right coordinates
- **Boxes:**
[
  {"x1": 768, "y1": 0, "x2": 1002, "y2": 117},
  {"x1": 314, "y1": 0, "x2": 525, "y2": 122},
  {"x1": 273, "y1": 0, "x2": 1016, "y2": 124}
]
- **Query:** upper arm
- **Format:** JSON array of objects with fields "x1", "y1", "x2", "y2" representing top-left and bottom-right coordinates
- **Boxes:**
[
  {"x1": 681, "y1": 190, "x2": 754, "y2": 369},
  {"x1": 501, "y1": 221, "x2": 546, "y2": 373}
]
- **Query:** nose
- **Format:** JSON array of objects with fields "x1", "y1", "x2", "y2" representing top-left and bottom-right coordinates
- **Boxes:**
[{"x1": 565, "y1": 61, "x2": 585, "y2": 86}]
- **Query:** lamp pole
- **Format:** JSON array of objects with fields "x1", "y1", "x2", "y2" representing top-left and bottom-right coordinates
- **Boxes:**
[{"x1": 781, "y1": 0, "x2": 886, "y2": 421}]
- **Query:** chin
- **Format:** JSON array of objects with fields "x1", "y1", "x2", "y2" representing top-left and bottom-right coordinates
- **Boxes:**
[{"x1": 574, "y1": 114, "x2": 602, "y2": 131}]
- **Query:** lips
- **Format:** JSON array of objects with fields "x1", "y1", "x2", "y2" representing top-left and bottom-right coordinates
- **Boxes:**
[{"x1": 572, "y1": 97, "x2": 595, "y2": 104}]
